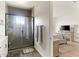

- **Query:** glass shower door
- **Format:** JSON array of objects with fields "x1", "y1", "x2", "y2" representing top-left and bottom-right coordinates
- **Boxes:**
[
  {"x1": 22, "y1": 17, "x2": 33, "y2": 47},
  {"x1": 5, "y1": 15, "x2": 34, "y2": 50}
]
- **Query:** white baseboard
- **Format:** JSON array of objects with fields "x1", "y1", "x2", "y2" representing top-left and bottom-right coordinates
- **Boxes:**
[{"x1": 34, "y1": 44, "x2": 46, "y2": 57}]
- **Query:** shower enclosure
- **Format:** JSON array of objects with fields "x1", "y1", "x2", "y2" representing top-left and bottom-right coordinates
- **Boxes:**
[{"x1": 5, "y1": 14, "x2": 34, "y2": 50}]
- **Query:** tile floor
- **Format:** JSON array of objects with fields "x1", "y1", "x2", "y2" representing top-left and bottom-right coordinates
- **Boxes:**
[{"x1": 7, "y1": 47, "x2": 41, "y2": 57}]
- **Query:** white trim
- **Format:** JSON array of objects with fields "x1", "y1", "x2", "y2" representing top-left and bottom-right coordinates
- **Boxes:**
[{"x1": 34, "y1": 44, "x2": 46, "y2": 57}]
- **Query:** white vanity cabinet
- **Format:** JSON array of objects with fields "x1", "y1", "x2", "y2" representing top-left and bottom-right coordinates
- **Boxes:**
[{"x1": 0, "y1": 36, "x2": 8, "y2": 57}]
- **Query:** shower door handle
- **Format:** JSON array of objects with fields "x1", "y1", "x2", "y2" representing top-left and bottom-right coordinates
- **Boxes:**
[
  {"x1": 9, "y1": 42, "x2": 11, "y2": 45},
  {"x1": 22, "y1": 30, "x2": 24, "y2": 34}
]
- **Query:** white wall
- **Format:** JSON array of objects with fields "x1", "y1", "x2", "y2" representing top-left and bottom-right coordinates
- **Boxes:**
[
  {"x1": 0, "y1": 1, "x2": 5, "y2": 35},
  {"x1": 49, "y1": 1, "x2": 53, "y2": 57},
  {"x1": 53, "y1": 1, "x2": 79, "y2": 42},
  {"x1": 34, "y1": 2, "x2": 50, "y2": 57},
  {"x1": 0, "y1": 1, "x2": 8, "y2": 57}
]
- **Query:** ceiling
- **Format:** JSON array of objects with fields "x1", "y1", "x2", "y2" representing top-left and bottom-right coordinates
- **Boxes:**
[{"x1": 6, "y1": 1, "x2": 35, "y2": 10}]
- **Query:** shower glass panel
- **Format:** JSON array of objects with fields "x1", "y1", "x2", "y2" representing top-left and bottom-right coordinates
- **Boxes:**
[{"x1": 5, "y1": 15, "x2": 34, "y2": 50}]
